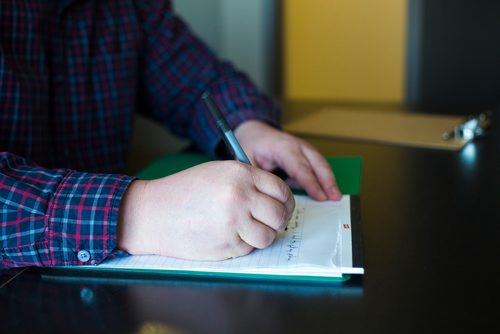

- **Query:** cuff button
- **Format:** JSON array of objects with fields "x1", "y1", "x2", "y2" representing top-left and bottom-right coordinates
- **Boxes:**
[{"x1": 77, "y1": 250, "x2": 91, "y2": 263}]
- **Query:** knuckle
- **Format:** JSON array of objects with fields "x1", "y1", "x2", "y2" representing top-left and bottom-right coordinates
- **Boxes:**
[
  {"x1": 220, "y1": 163, "x2": 253, "y2": 202},
  {"x1": 277, "y1": 133, "x2": 298, "y2": 148},
  {"x1": 287, "y1": 160, "x2": 312, "y2": 181},
  {"x1": 224, "y1": 183, "x2": 247, "y2": 206},
  {"x1": 232, "y1": 160, "x2": 252, "y2": 177},
  {"x1": 275, "y1": 179, "x2": 291, "y2": 202},
  {"x1": 223, "y1": 160, "x2": 252, "y2": 180}
]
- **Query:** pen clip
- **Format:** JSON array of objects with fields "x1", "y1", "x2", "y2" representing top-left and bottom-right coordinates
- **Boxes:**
[{"x1": 442, "y1": 110, "x2": 492, "y2": 141}]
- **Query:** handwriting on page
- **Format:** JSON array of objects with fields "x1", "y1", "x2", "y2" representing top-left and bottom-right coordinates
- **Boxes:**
[{"x1": 285, "y1": 207, "x2": 304, "y2": 262}]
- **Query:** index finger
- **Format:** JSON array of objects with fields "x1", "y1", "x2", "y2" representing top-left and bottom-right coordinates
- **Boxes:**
[
  {"x1": 278, "y1": 146, "x2": 341, "y2": 201},
  {"x1": 250, "y1": 167, "x2": 295, "y2": 205},
  {"x1": 301, "y1": 146, "x2": 342, "y2": 200}
]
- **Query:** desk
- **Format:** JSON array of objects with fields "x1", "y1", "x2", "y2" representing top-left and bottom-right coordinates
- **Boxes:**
[{"x1": 1, "y1": 105, "x2": 499, "y2": 333}]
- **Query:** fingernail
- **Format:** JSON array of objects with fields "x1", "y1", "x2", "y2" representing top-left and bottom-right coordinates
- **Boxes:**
[
  {"x1": 316, "y1": 190, "x2": 327, "y2": 201},
  {"x1": 327, "y1": 187, "x2": 341, "y2": 199}
]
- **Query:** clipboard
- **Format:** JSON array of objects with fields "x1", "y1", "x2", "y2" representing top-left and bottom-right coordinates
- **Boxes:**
[{"x1": 284, "y1": 107, "x2": 492, "y2": 151}]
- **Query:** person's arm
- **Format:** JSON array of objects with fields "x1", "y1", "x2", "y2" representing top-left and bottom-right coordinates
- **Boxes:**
[
  {"x1": 136, "y1": 2, "x2": 340, "y2": 200},
  {"x1": 0, "y1": 152, "x2": 133, "y2": 269},
  {"x1": 136, "y1": 1, "x2": 280, "y2": 157}
]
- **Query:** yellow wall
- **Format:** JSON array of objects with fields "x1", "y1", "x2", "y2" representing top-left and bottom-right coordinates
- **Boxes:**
[{"x1": 283, "y1": 0, "x2": 407, "y2": 103}]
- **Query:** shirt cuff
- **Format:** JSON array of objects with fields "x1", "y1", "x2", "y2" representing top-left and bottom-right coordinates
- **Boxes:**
[{"x1": 43, "y1": 171, "x2": 134, "y2": 266}]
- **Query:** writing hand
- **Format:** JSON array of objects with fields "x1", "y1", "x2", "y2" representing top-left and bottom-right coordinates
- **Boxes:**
[
  {"x1": 234, "y1": 120, "x2": 342, "y2": 201},
  {"x1": 117, "y1": 161, "x2": 295, "y2": 260}
]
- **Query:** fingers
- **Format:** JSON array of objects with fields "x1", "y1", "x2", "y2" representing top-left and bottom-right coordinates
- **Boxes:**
[
  {"x1": 301, "y1": 146, "x2": 342, "y2": 200},
  {"x1": 250, "y1": 168, "x2": 295, "y2": 230},
  {"x1": 238, "y1": 178, "x2": 295, "y2": 249},
  {"x1": 250, "y1": 192, "x2": 294, "y2": 232},
  {"x1": 275, "y1": 141, "x2": 341, "y2": 201},
  {"x1": 235, "y1": 122, "x2": 340, "y2": 201},
  {"x1": 225, "y1": 210, "x2": 286, "y2": 258},
  {"x1": 221, "y1": 166, "x2": 295, "y2": 253},
  {"x1": 251, "y1": 167, "x2": 294, "y2": 204},
  {"x1": 226, "y1": 237, "x2": 255, "y2": 259},
  {"x1": 237, "y1": 217, "x2": 278, "y2": 249},
  {"x1": 277, "y1": 150, "x2": 327, "y2": 200}
]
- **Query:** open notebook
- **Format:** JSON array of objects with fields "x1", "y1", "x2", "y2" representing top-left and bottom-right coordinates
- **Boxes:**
[
  {"x1": 46, "y1": 195, "x2": 363, "y2": 283},
  {"x1": 43, "y1": 154, "x2": 363, "y2": 283}
]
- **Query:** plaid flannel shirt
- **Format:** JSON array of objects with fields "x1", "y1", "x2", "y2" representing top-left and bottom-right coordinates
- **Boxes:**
[{"x1": 0, "y1": 0, "x2": 280, "y2": 269}]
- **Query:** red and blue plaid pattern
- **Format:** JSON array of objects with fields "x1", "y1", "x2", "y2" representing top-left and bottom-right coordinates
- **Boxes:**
[{"x1": 0, "y1": 0, "x2": 280, "y2": 269}]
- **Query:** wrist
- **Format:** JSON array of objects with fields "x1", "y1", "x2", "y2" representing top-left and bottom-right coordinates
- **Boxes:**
[{"x1": 117, "y1": 180, "x2": 148, "y2": 254}]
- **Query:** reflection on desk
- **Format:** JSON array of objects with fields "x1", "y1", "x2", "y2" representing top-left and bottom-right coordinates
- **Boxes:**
[
  {"x1": 1, "y1": 104, "x2": 499, "y2": 334},
  {"x1": 2, "y1": 269, "x2": 363, "y2": 333}
]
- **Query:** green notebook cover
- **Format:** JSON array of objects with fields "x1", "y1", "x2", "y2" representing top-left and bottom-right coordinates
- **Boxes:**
[
  {"x1": 136, "y1": 152, "x2": 362, "y2": 196},
  {"x1": 43, "y1": 153, "x2": 362, "y2": 284}
]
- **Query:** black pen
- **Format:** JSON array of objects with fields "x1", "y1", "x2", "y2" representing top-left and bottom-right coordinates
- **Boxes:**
[{"x1": 202, "y1": 92, "x2": 252, "y2": 165}]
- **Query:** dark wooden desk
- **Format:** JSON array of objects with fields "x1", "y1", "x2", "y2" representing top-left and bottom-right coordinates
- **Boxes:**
[{"x1": 1, "y1": 106, "x2": 499, "y2": 333}]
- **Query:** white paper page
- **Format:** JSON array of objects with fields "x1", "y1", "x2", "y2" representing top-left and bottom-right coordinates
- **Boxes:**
[{"x1": 99, "y1": 195, "x2": 356, "y2": 276}]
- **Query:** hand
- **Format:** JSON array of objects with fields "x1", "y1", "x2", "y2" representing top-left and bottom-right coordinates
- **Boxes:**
[
  {"x1": 234, "y1": 120, "x2": 342, "y2": 201},
  {"x1": 117, "y1": 161, "x2": 295, "y2": 260}
]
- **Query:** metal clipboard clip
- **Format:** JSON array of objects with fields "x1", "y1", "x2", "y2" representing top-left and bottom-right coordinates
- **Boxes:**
[{"x1": 442, "y1": 110, "x2": 493, "y2": 141}]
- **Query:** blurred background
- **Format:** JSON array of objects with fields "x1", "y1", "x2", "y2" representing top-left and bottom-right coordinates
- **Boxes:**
[{"x1": 128, "y1": 0, "x2": 500, "y2": 173}]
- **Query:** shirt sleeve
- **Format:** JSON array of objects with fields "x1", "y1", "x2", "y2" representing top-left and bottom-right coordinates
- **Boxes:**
[
  {"x1": 0, "y1": 152, "x2": 134, "y2": 269},
  {"x1": 136, "y1": 0, "x2": 281, "y2": 157}
]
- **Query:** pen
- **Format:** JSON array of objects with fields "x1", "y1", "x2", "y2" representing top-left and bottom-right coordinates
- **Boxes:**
[{"x1": 202, "y1": 92, "x2": 252, "y2": 165}]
